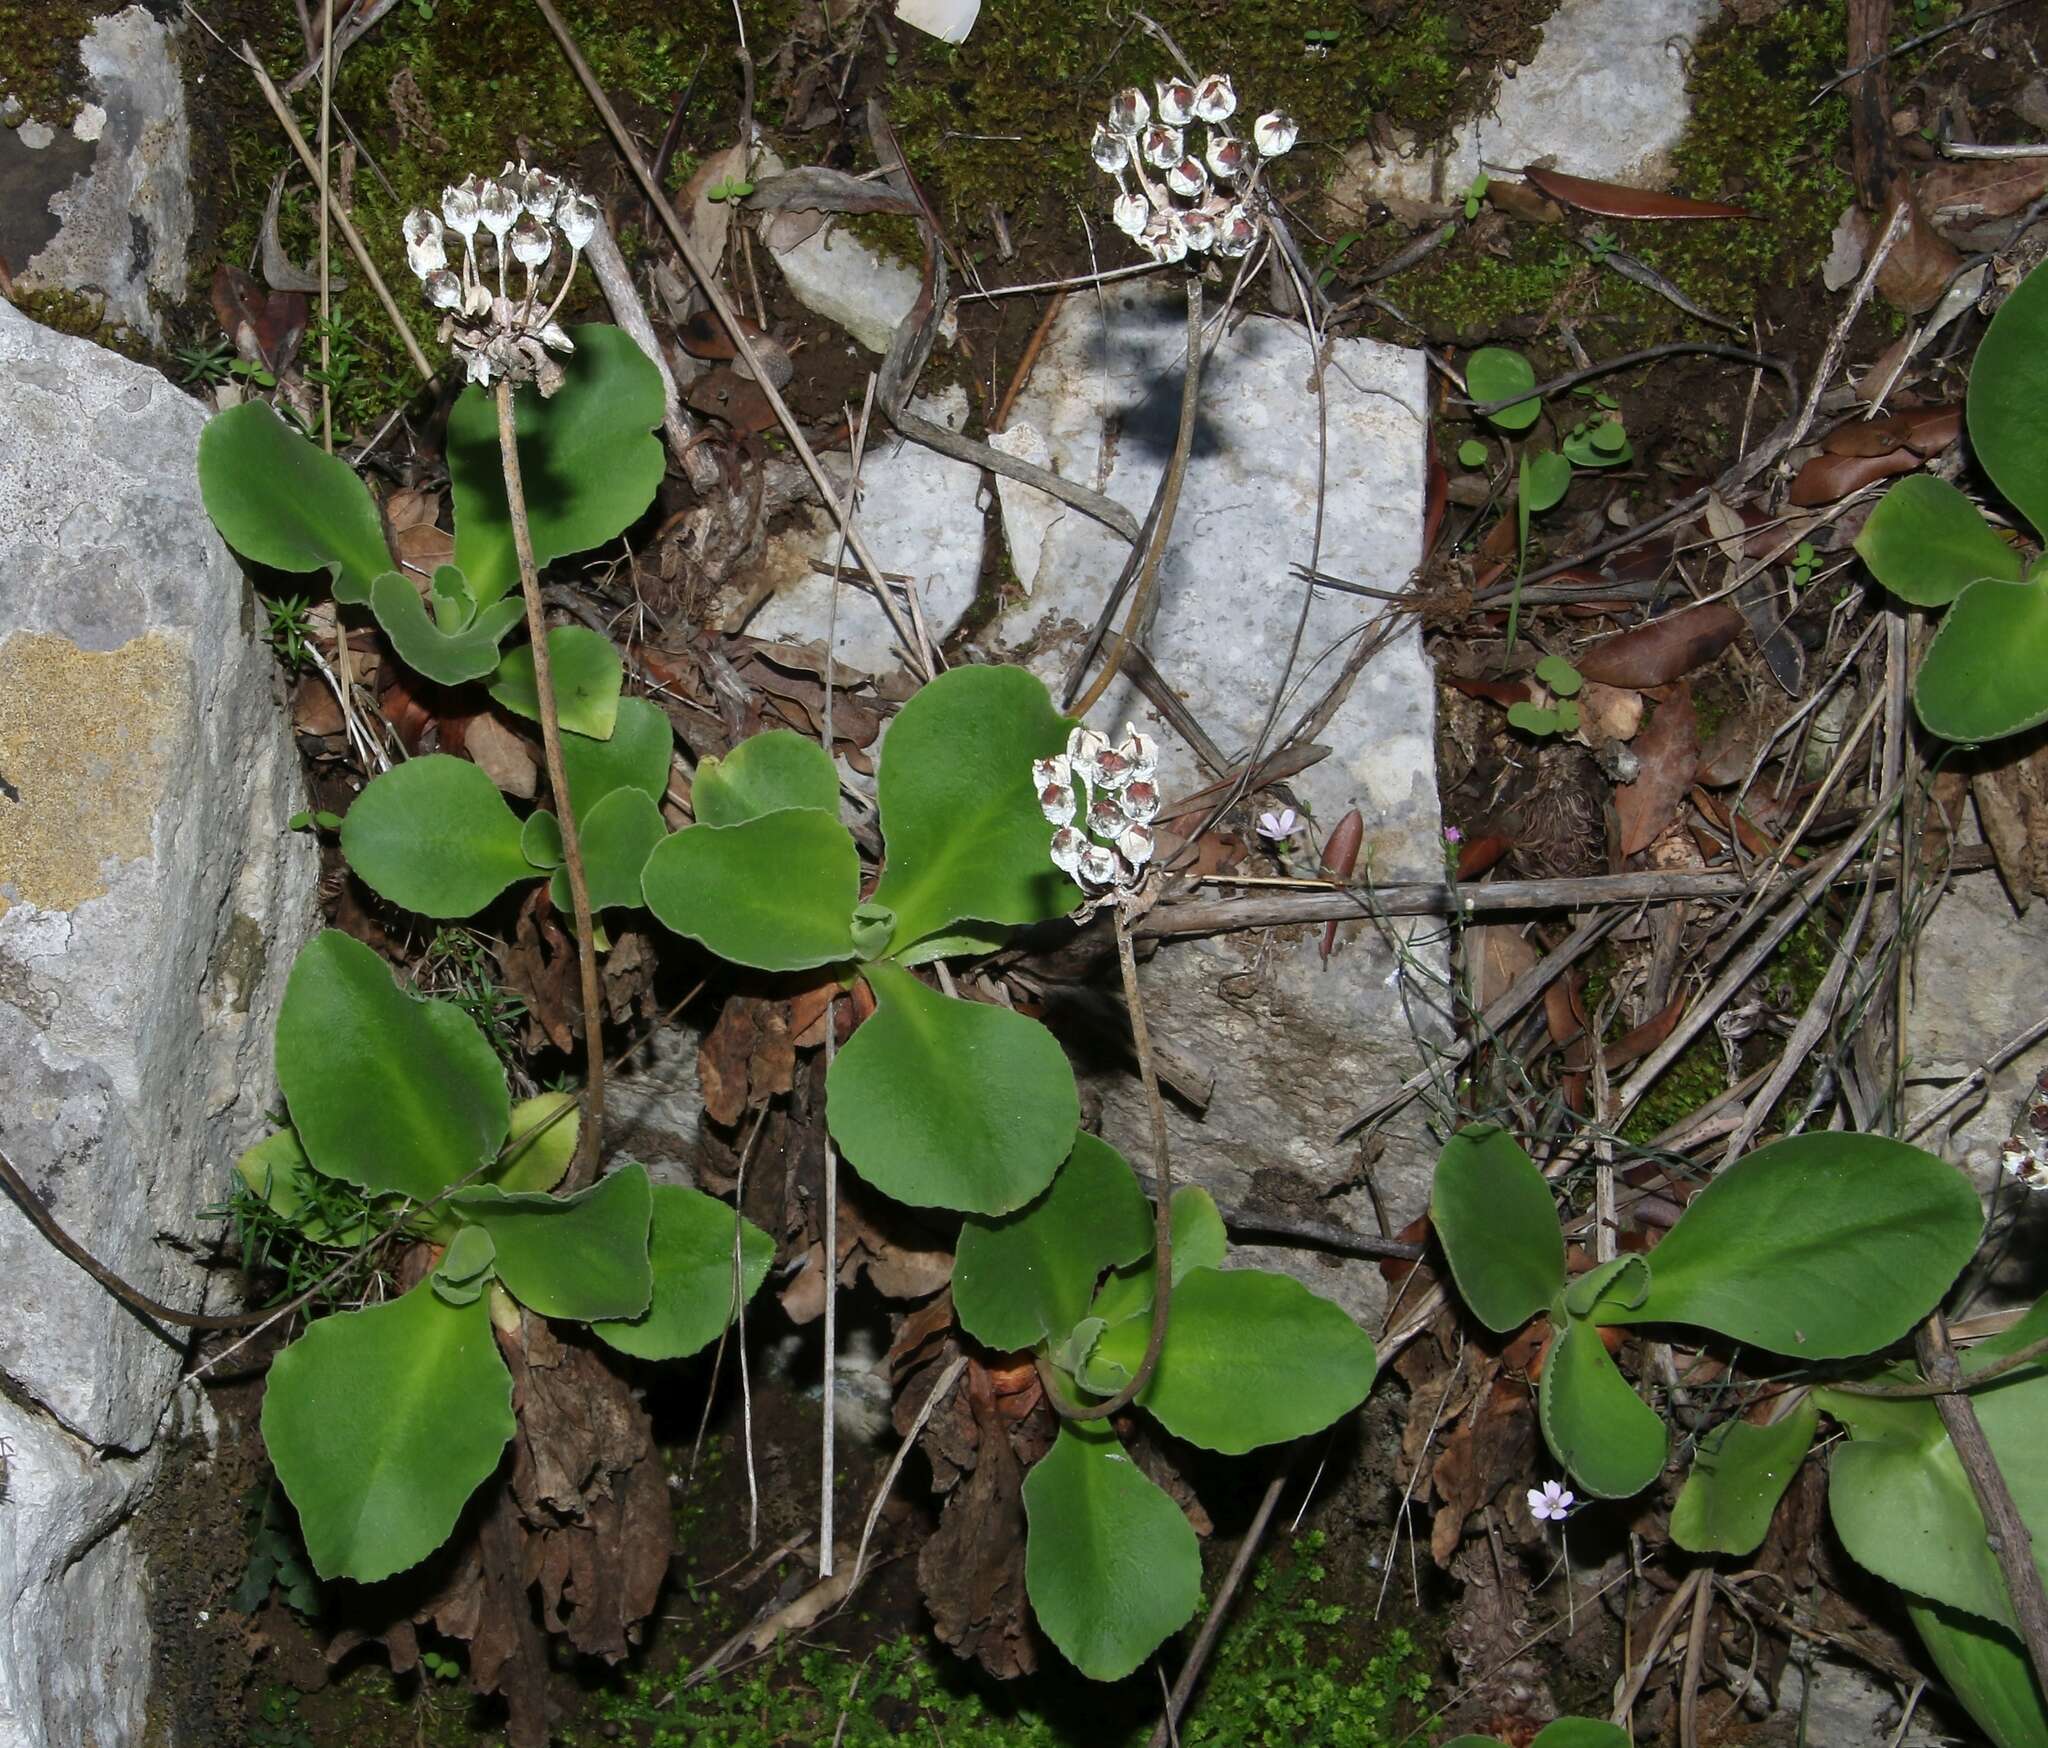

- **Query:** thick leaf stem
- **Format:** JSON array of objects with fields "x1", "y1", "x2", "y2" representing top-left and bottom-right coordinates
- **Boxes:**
[
  {"x1": 1914, "y1": 1313, "x2": 2048, "y2": 1695},
  {"x1": 1046, "y1": 902, "x2": 1175, "y2": 1423},
  {"x1": 495, "y1": 378, "x2": 606, "y2": 1187}
]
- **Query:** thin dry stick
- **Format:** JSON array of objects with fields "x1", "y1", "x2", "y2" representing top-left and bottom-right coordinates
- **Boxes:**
[
  {"x1": 1906, "y1": 1008, "x2": 2048, "y2": 1141},
  {"x1": 241, "y1": 45, "x2": 435, "y2": 383},
  {"x1": 1148, "y1": 1461, "x2": 1292, "y2": 1748},
  {"x1": 1678, "y1": 1564, "x2": 1714, "y2": 1748},
  {"x1": 316, "y1": 0, "x2": 334, "y2": 450},
  {"x1": 531, "y1": 0, "x2": 928, "y2": 678},
  {"x1": 1038, "y1": 902, "x2": 1177, "y2": 1422},
  {"x1": 846, "y1": 1351, "x2": 968, "y2": 1591},
  {"x1": 820, "y1": 992, "x2": 840, "y2": 1577},
  {"x1": 1917, "y1": 1313, "x2": 2048, "y2": 1696},
  {"x1": 495, "y1": 380, "x2": 606, "y2": 1184}
]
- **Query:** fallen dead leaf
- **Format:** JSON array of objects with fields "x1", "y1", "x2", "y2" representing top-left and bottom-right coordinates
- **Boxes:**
[
  {"x1": 1873, "y1": 180, "x2": 1965, "y2": 315},
  {"x1": 1821, "y1": 403, "x2": 1961, "y2": 458},
  {"x1": 462, "y1": 711, "x2": 538, "y2": 799},
  {"x1": 1788, "y1": 445, "x2": 1921, "y2": 506},
  {"x1": 1917, "y1": 156, "x2": 2048, "y2": 235},
  {"x1": 1577, "y1": 680, "x2": 1644, "y2": 742},
  {"x1": 1615, "y1": 685, "x2": 1699, "y2": 857},
  {"x1": 1521, "y1": 164, "x2": 1750, "y2": 220},
  {"x1": 1577, "y1": 603, "x2": 1745, "y2": 689}
]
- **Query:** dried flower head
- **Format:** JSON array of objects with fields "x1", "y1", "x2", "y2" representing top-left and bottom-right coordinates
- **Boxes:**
[
  {"x1": 1041, "y1": 724, "x2": 1159, "y2": 894},
  {"x1": 405, "y1": 159, "x2": 594, "y2": 394},
  {"x1": 1086, "y1": 68, "x2": 1288, "y2": 265}
]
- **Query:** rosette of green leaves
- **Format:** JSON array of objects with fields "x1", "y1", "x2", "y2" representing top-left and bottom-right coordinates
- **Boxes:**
[
  {"x1": 1855, "y1": 260, "x2": 2048, "y2": 742},
  {"x1": 949, "y1": 1133, "x2": 1378, "y2": 1679},
  {"x1": 639, "y1": 663, "x2": 1085, "y2": 1217},
  {"x1": 1429, "y1": 1126, "x2": 1981, "y2": 1503},
  {"x1": 198, "y1": 324, "x2": 664, "y2": 690},
  {"x1": 247, "y1": 930, "x2": 770, "y2": 1584}
]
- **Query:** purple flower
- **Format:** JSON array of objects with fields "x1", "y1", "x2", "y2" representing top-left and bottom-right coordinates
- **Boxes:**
[
  {"x1": 1528, "y1": 1480, "x2": 1575, "y2": 1523},
  {"x1": 1258, "y1": 808, "x2": 1299, "y2": 842}
]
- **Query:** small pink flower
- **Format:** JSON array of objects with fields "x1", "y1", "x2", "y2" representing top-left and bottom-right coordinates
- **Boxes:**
[
  {"x1": 1528, "y1": 1480, "x2": 1575, "y2": 1523},
  {"x1": 1444, "y1": 826, "x2": 1463, "y2": 844},
  {"x1": 1258, "y1": 808, "x2": 1299, "y2": 842}
]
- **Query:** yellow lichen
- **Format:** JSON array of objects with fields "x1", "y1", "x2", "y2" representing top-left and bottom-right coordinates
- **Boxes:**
[{"x1": 0, "y1": 631, "x2": 186, "y2": 915}]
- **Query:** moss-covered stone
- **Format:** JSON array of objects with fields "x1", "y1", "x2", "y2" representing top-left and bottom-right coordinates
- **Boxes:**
[{"x1": 0, "y1": 0, "x2": 101, "y2": 125}]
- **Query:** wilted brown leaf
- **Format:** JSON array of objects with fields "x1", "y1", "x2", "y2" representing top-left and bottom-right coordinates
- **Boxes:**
[
  {"x1": 698, "y1": 994, "x2": 796, "y2": 1126},
  {"x1": 1615, "y1": 685, "x2": 1699, "y2": 857},
  {"x1": 462, "y1": 711, "x2": 538, "y2": 799},
  {"x1": 1521, "y1": 164, "x2": 1750, "y2": 219},
  {"x1": 1821, "y1": 404, "x2": 1961, "y2": 458},
  {"x1": 1973, "y1": 744, "x2": 2048, "y2": 912},
  {"x1": 1917, "y1": 157, "x2": 2048, "y2": 235},
  {"x1": 1874, "y1": 180, "x2": 1964, "y2": 315},
  {"x1": 1788, "y1": 446, "x2": 1921, "y2": 506},
  {"x1": 1576, "y1": 603, "x2": 1744, "y2": 689}
]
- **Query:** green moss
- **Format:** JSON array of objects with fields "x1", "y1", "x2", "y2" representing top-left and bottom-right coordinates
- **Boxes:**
[
  {"x1": 0, "y1": 0, "x2": 100, "y2": 124},
  {"x1": 1621, "y1": 1033, "x2": 1729, "y2": 1147},
  {"x1": 13, "y1": 287, "x2": 150, "y2": 360}
]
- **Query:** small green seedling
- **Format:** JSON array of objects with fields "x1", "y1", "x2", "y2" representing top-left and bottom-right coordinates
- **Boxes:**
[
  {"x1": 1457, "y1": 438, "x2": 1489, "y2": 469},
  {"x1": 1789, "y1": 539, "x2": 1818, "y2": 590},
  {"x1": 285, "y1": 809, "x2": 344, "y2": 834},
  {"x1": 1561, "y1": 411, "x2": 1632, "y2": 469},
  {"x1": 1464, "y1": 171, "x2": 1489, "y2": 222},
  {"x1": 706, "y1": 173, "x2": 755, "y2": 203}
]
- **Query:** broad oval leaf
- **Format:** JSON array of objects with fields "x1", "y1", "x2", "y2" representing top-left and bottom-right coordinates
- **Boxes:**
[
  {"x1": 448, "y1": 324, "x2": 666, "y2": 607},
  {"x1": 1907, "y1": 1601, "x2": 2048, "y2": 1748},
  {"x1": 591, "y1": 1184, "x2": 775, "y2": 1360},
  {"x1": 549, "y1": 786, "x2": 665, "y2": 915},
  {"x1": 522, "y1": 808, "x2": 565, "y2": 869},
  {"x1": 1602, "y1": 1132, "x2": 1982, "y2": 1358},
  {"x1": 340, "y1": 755, "x2": 534, "y2": 918},
  {"x1": 488, "y1": 625, "x2": 623, "y2": 741},
  {"x1": 1467, "y1": 346, "x2": 1540, "y2": 431},
  {"x1": 1088, "y1": 1266, "x2": 1377, "y2": 1454},
  {"x1": 277, "y1": 930, "x2": 509, "y2": 1200},
  {"x1": 1969, "y1": 257, "x2": 2048, "y2": 539},
  {"x1": 1431, "y1": 1125, "x2": 1564, "y2": 1333},
  {"x1": 490, "y1": 1092, "x2": 579, "y2": 1194},
  {"x1": 370, "y1": 570, "x2": 524, "y2": 685},
  {"x1": 198, "y1": 401, "x2": 392, "y2": 604},
  {"x1": 261, "y1": 1281, "x2": 515, "y2": 1582},
  {"x1": 1915, "y1": 573, "x2": 2048, "y2": 745},
  {"x1": 827, "y1": 960, "x2": 1079, "y2": 1215},
  {"x1": 1538, "y1": 1310, "x2": 1668, "y2": 1499},
  {"x1": 560, "y1": 695, "x2": 673, "y2": 817},
  {"x1": 1022, "y1": 1421, "x2": 1202, "y2": 1681},
  {"x1": 693, "y1": 729, "x2": 840, "y2": 825},
  {"x1": 1670, "y1": 1399, "x2": 1819, "y2": 1555},
  {"x1": 870, "y1": 665, "x2": 1075, "y2": 952},
  {"x1": 448, "y1": 1163, "x2": 654, "y2": 1323},
  {"x1": 954, "y1": 1132, "x2": 1153, "y2": 1351},
  {"x1": 1087, "y1": 1184, "x2": 1227, "y2": 1331},
  {"x1": 642, "y1": 808, "x2": 859, "y2": 971},
  {"x1": 1532, "y1": 1723, "x2": 1633, "y2": 1748},
  {"x1": 1855, "y1": 474, "x2": 2022, "y2": 607}
]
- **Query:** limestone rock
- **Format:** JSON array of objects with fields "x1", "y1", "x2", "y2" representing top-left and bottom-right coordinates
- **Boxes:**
[
  {"x1": 0, "y1": 300, "x2": 316, "y2": 1747},
  {"x1": 987, "y1": 283, "x2": 1446, "y2": 1323},
  {"x1": 4, "y1": 6, "x2": 193, "y2": 342}
]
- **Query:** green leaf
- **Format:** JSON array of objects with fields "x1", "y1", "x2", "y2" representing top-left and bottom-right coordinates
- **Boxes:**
[
  {"x1": 447, "y1": 324, "x2": 666, "y2": 607},
  {"x1": 1087, "y1": 1267, "x2": 1377, "y2": 1454},
  {"x1": 234, "y1": 1127, "x2": 367, "y2": 1246},
  {"x1": 521, "y1": 808, "x2": 565, "y2": 869},
  {"x1": 1534, "y1": 653, "x2": 1582, "y2": 696},
  {"x1": 1053, "y1": 1316, "x2": 1108, "y2": 1381},
  {"x1": 1531, "y1": 1722, "x2": 1633, "y2": 1748},
  {"x1": 490, "y1": 1092, "x2": 579, "y2": 1194},
  {"x1": 954, "y1": 1132, "x2": 1153, "y2": 1351},
  {"x1": 277, "y1": 931, "x2": 510, "y2": 1200},
  {"x1": 1908, "y1": 1601, "x2": 2048, "y2": 1748},
  {"x1": 827, "y1": 959, "x2": 1079, "y2": 1215},
  {"x1": 1670, "y1": 1400, "x2": 1819, "y2": 1555},
  {"x1": 1430, "y1": 1125, "x2": 1564, "y2": 1333},
  {"x1": 1457, "y1": 439, "x2": 1488, "y2": 469},
  {"x1": 549, "y1": 786, "x2": 665, "y2": 915},
  {"x1": 448, "y1": 1164, "x2": 654, "y2": 1323},
  {"x1": 692, "y1": 729, "x2": 840, "y2": 825},
  {"x1": 641, "y1": 808, "x2": 859, "y2": 971},
  {"x1": 559, "y1": 696, "x2": 673, "y2": 817},
  {"x1": 870, "y1": 666, "x2": 1075, "y2": 951},
  {"x1": 1969, "y1": 257, "x2": 2048, "y2": 539},
  {"x1": 1562, "y1": 1253, "x2": 1649, "y2": 1320},
  {"x1": 1522, "y1": 448, "x2": 1572, "y2": 513},
  {"x1": 488, "y1": 627, "x2": 623, "y2": 741},
  {"x1": 1087, "y1": 1185, "x2": 1227, "y2": 1331},
  {"x1": 591, "y1": 1185, "x2": 774, "y2": 1360},
  {"x1": 1601, "y1": 1132, "x2": 1982, "y2": 1357},
  {"x1": 849, "y1": 901, "x2": 897, "y2": 960},
  {"x1": 1467, "y1": 346, "x2": 1540, "y2": 431},
  {"x1": 1022, "y1": 1421, "x2": 1202, "y2": 1681},
  {"x1": 892, "y1": 921, "x2": 1014, "y2": 967},
  {"x1": 198, "y1": 402, "x2": 392, "y2": 605},
  {"x1": 261, "y1": 1281, "x2": 515, "y2": 1582},
  {"x1": 1822, "y1": 1298, "x2": 2048, "y2": 1633},
  {"x1": 1539, "y1": 1309, "x2": 1667, "y2": 1499},
  {"x1": 1855, "y1": 474, "x2": 2023, "y2": 608},
  {"x1": 432, "y1": 1225, "x2": 497, "y2": 1305},
  {"x1": 1915, "y1": 574, "x2": 2048, "y2": 744},
  {"x1": 369, "y1": 570, "x2": 524, "y2": 685},
  {"x1": 340, "y1": 755, "x2": 535, "y2": 918}
]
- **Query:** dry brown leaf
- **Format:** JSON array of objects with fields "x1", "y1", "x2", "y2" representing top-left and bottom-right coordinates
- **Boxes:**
[
  {"x1": 1788, "y1": 445, "x2": 1921, "y2": 506},
  {"x1": 1821, "y1": 404, "x2": 1961, "y2": 458},
  {"x1": 1473, "y1": 924, "x2": 1540, "y2": 1012},
  {"x1": 391, "y1": 520, "x2": 456, "y2": 580},
  {"x1": 1577, "y1": 603, "x2": 1745, "y2": 689},
  {"x1": 1577, "y1": 680, "x2": 1643, "y2": 742},
  {"x1": 1973, "y1": 746, "x2": 2048, "y2": 912},
  {"x1": 382, "y1": 486, "x2": 440, "y2": 532},
  {"x1": 462, "y1": 711, "x2": 538, "y2": 799},
  {"x1": 682, "y1": 143, "x2": 750, "y2": 283},
  {"x1": 1874, "y1": 180, "x2": 1964, "y2": 315},
  {"x1": 1917, "y1": 157, "x2": 2048, "y2": 235},
  {"x1": 1615, "y1": 685, "x2": 1699, "y2": 857},
  {"x1": 698, "y1": 994, "x2": 796, "y2": 1126}
]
